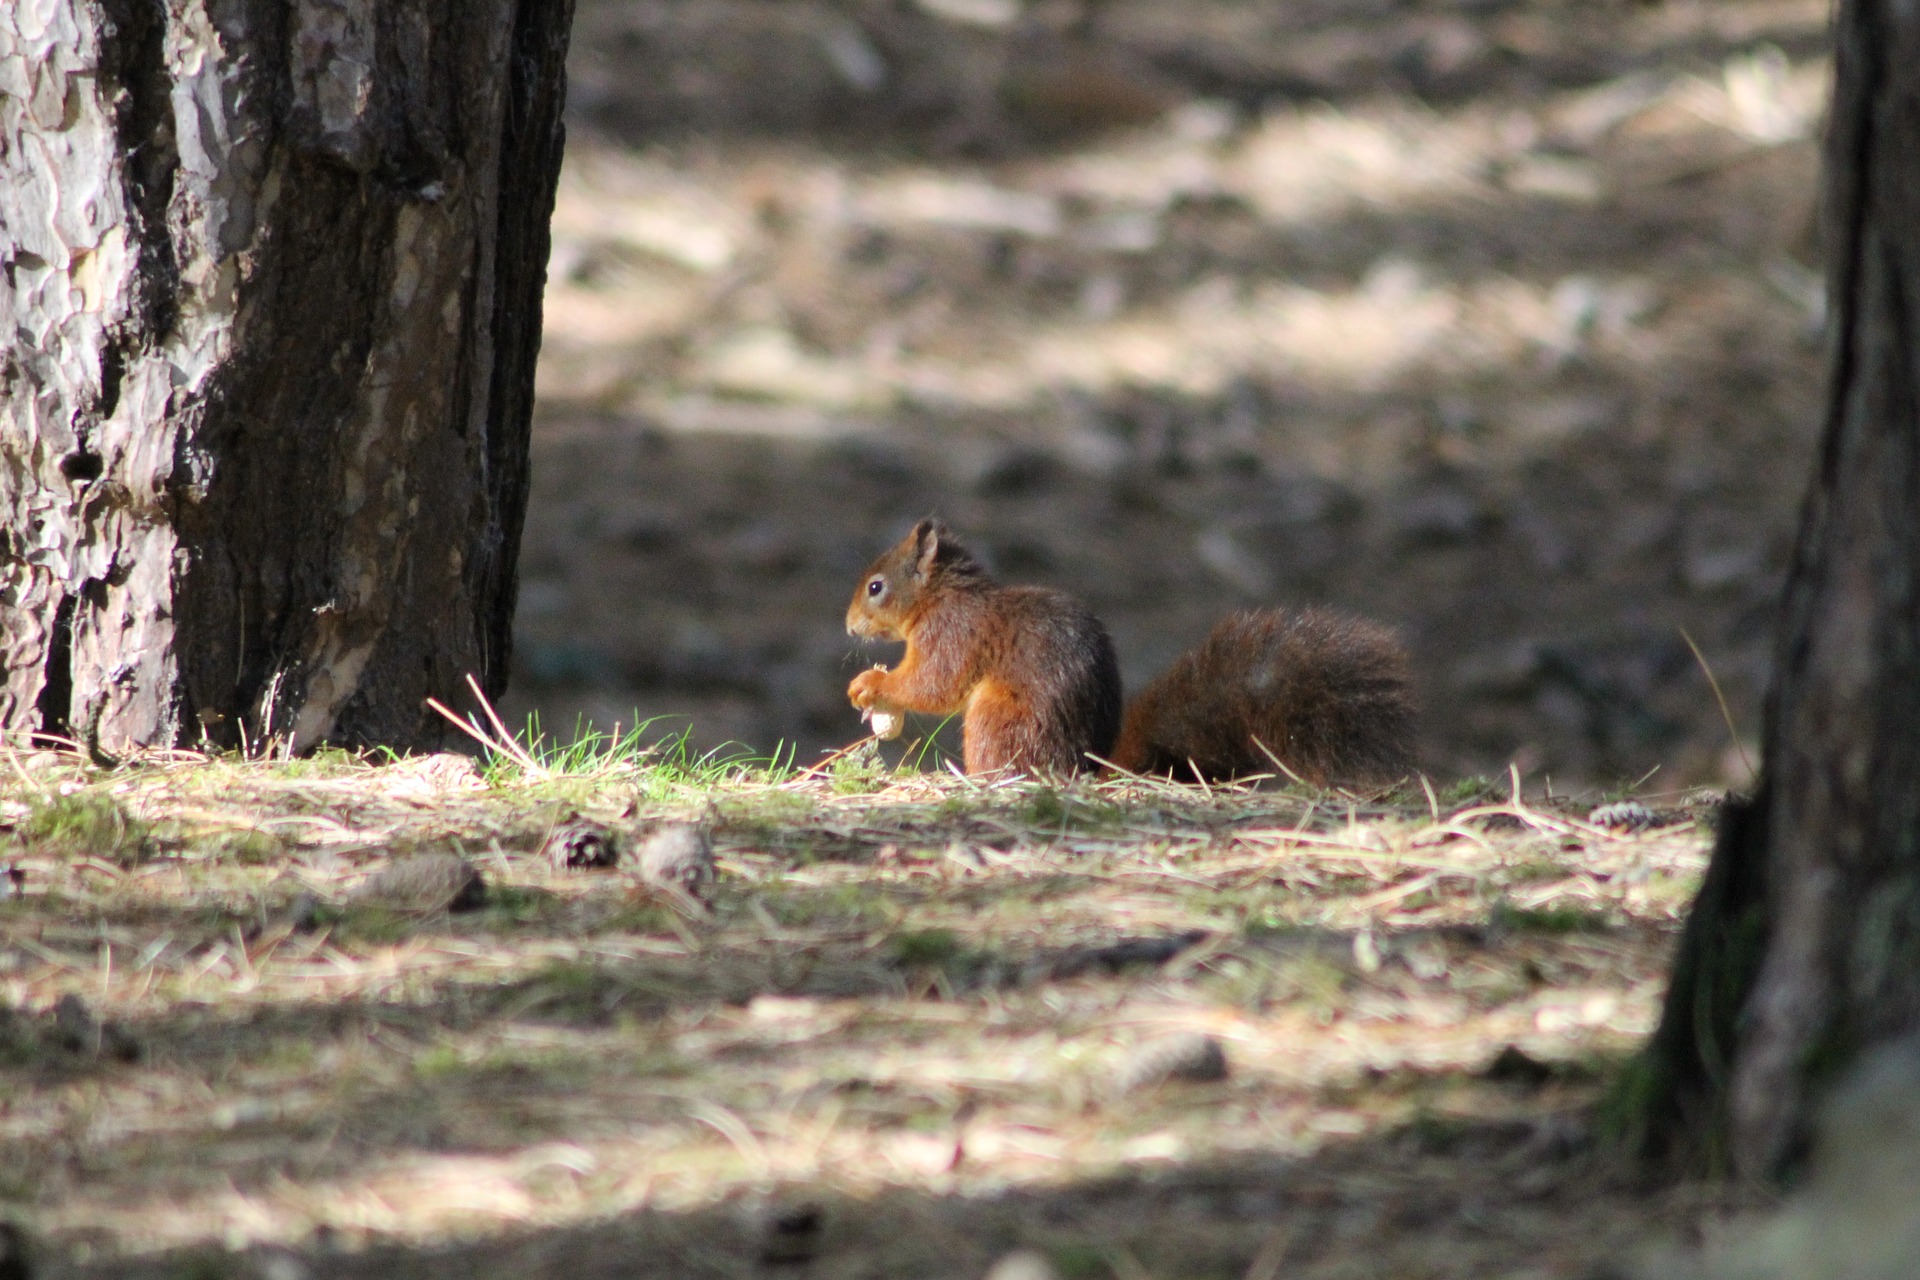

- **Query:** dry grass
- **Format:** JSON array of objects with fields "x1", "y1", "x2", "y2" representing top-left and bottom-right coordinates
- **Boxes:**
[{"x1": 0, "y1": 743, "x2": 1748, "y2": 1278}]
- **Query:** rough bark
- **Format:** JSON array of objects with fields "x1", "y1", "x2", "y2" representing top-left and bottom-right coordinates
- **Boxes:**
[
  {"x1": 1635, "y1": 0, "x2": 1920, "y2": 1180},
  {"x1": 1, "y1": 0, "x2": 572, "y2": 754}
]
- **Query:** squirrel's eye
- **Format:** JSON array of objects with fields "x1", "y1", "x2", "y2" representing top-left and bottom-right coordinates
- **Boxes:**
[{"x1": 867, "y1": 578, "x2": 885, "y2": 597}]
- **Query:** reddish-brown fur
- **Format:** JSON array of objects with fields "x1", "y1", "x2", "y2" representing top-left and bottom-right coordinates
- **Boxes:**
[
  {"x1": 1108, "y1": 608, "x2": 1415, "y2": 785},
  {"x1": 846, "y1": 520, "x2": 1122, "y2": 776},
  {"x1": 847, "y1": 523, "x2": 1415, "y2": 784}
]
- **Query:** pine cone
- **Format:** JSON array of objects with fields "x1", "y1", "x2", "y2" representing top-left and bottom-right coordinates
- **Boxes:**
[
  {"x1": 637, "y1": 823, "x2": 716, "y2": 902},
  {"x1": 543, "y1": 818, "x2": 622, "y2": 870},
  {"x1": 1587, "y1": 800, "x2": 1656, "y2": 832}
]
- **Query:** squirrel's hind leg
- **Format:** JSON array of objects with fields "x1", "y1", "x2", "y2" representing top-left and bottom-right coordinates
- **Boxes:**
[
  {"x1": 961, "y1": 679, "x2": 1090, "y2": 777},
  {"x1": 961, "y1": 679, "x2": 1032, "y2": 776}
]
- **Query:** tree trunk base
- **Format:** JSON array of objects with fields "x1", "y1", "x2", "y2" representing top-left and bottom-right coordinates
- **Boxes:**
[{"x1": 2, "y1": 0, "x2": 574, "y2": 755}]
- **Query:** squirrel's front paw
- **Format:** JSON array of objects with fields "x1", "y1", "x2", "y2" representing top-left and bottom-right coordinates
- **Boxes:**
[
  {"x1": 848, "y1": 665, "x2": 889, "y2": 709},
  {"x1": 849, "y1": 667, "x2": 904, "y2": 739}
]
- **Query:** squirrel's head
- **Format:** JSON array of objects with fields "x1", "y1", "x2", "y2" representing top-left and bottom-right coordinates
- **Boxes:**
[{"x1": 846, "y1": 518, "x2": 984, "y2": 639}]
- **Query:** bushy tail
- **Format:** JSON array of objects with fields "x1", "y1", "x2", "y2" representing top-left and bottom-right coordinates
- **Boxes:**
[{"x1": 1109, "y1": 607, "x2": 1416, "y2": 785}]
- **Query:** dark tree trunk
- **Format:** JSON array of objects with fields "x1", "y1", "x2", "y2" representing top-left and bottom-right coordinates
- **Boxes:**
[
  {"x1": 1635, "y1": 0, "x2": 1920, "y2": 1179},
  {"x1": 1, "y1": 0, "x2": 572, "y2": 755}
]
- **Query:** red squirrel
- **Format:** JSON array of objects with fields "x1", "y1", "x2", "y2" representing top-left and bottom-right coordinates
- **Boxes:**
[{"x1": 845, "y1": 519, "x2": 1415, "y2": 783}]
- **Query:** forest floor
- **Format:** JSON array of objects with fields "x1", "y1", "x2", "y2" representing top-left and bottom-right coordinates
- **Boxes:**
[
  {"x1": 512, "y1": 0, "x2": 1832, "y2": 790},
  {"x1": 0, "y1": 745, "x2": 1763, "y2": 1279},
  {"x1": 7, "y1": 1, "x2": 1844, "y2": 1274}
]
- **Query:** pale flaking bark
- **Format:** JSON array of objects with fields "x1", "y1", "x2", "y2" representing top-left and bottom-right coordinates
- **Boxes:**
[{"x1": 1, "y1": 0, "x2": 571, "y2": 753}]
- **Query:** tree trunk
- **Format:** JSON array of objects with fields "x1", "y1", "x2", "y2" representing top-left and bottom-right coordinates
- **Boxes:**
[
  {"x1": 1, "y1": 0, "x2": 572, "y2": 755},
  {"x1": 1634, "y1": 0, "x2": 1920, "y2": 1180}
]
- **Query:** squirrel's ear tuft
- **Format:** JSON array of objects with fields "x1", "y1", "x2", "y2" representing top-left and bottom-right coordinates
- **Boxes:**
[{"x1": 913, "y1": 518, "x2": 944, "y2": 576}]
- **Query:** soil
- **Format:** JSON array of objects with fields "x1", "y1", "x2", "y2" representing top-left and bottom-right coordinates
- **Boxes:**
[{"x1": 509, "y1": 0, "x2": 1832, "y2": 790}]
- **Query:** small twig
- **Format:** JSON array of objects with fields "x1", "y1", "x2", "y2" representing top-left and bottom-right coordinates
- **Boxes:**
[
  {"x1": 790, "y1": 735, "x2": 882, "y2": 782},
  {"x1": 1445, "y1": 802, "x2": 1576, "y2": 836},
  {"x1": 1418, "y1": 773, "x2": 1441, "y2": 824},
  {"x1": 463, "y1": 674, "x2": 540, "y2": 772},
  {"x1": 1347, "y1": 871, "x2": 1444, "y2": 913},
  {"x1": 945, "y1": 759, "x2": 978, "y2": 788},
  {"x1": 1252, "y1": 737, "x2": 1314, "y2": 789},
  {"x1": 1678, "y1": 626, "x2": 1756, "y2": 785},
  {"x1": 425, "y1": 697, "x2": 519, "y2": 762},
  {"x1": 426, "y1": 682, "x2": 540, "y2": 776},
  {"x1": 1, "y1": 742, "x2": 46, "y2": 797}
]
